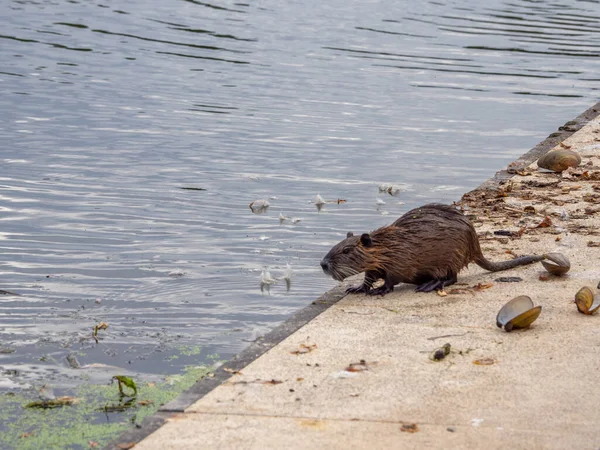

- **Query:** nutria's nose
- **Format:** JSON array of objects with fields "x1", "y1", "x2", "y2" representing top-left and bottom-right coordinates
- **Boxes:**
[{"x1": 320, "y1": 260, "x2": 329, "y2": 271}]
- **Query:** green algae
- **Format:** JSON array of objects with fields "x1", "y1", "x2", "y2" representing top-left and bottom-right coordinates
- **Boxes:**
[{"x1": 0, "y1": 365, "x2": 212, "y2": 449}]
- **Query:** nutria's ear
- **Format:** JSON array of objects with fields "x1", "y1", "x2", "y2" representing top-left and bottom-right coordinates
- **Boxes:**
[
  {"x1": 346, "y1": 231, "x2": 354, "y2": 238},
  {"x1": 360, "y1": 233, "x2": 372, "y2": 247}
]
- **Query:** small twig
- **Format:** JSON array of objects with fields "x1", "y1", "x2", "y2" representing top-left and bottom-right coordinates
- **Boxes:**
[{"x1": 427, "y1": 332, "x2": 469, "y2": 341}]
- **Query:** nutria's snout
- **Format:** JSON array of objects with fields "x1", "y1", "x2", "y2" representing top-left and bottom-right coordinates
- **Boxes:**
[{"x1": 320, "y1": 259, "x2": 330, "y2": 273}]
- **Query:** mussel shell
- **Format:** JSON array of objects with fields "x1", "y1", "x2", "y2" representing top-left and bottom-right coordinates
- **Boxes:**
[
  {"x1": 541, "y1": 253, "x2": 571, "y2": 276},
  {"x1": 575, "y1": 286, "x2": 600, "y2": 315},
  {"x1": 504, "y1": 306, "x2": 542, "y2": 332},
  {"x1": 537, "y1": 150, "x2": 581, "y2": 172},
  {"x1": 496, "y1": 295, "x2": 534, "y2": 328}
]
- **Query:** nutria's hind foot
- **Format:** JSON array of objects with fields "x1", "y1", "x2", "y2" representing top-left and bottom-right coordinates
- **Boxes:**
[
  {"x1": 346, "y1": 284, "x2": 369, "y2": 294},
  {"x1": 368, "y1": 285, "x2": 394, "y2": 296},
  {"x1": 415, "y1": 274, "x2": 457, "y2": 293}
]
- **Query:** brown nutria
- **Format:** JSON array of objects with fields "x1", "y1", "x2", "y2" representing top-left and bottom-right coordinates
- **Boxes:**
[{"x1": 320, "y1": 203, "x2": 545, "y2": 295}]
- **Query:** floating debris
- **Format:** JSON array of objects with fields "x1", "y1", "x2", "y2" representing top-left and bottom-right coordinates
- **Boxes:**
[
  {"x1": 168, "y1": 269, "x2": 186, "y2": 277},
  {"x1": 283, "y1": 263, "x2": 292, "y2": 292},
  {"x1": 93, "y1": 322, "x2": 109, "y2": 343},
  {"x1": 314, "y1": 194, "x2": 326, "y2": 212},
  {"x1": 430, "y1": 343, "x2": 451, "y2": 361},
  {"x1": 37, "y1": 384, "x2": 56, "y2": 401},
  {"x1": 112, "y1": 375, "x2": 137, "y2": 396},
  {"x1": 537, "y1": 149, "x2": 581, "y2": 172},
  {"x1": 66, "y1": 353, "x2": 81, "y2": 369},
  {"x1": 541, "y1": 253, "x2": 570, "y2": 276},
  {"x1": 279, "y1": 213, "x2": 288, "y2": 224},
  {"x1": 259, "y1": 268, "x2": 275, "y2": 294},
  {"x1": 0, "y1": 289, "x2": 20, "y2": 296},
  {"x1": 291, "y1": 217, "x2": 302, "y2": 224},
  {"x1": 249, "y1": 199, "x2": 270, "y2": 214},
  {"x1": 375, "y1": 198, "x2": 386, "y2": 208},
  {"x1": 496, "y1": 295, "x2": 542, "y2": 332},
  {"x1": 378, "y1": 183, "x2": 403, "y2": 196},
  {"x1": 26, "y1": 396, "x2": 79, "y2": 409},
  {"x1": 575, "y1": 286, "x2": 600, "y2": 315},
  {"x1": 179, "y1": 187, "x2": 206, "y2": 191}
]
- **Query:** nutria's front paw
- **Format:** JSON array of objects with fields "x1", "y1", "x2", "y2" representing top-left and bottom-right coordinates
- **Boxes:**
[
  {"x1": 368, "y1": 285, "x2": 393, "y2": 296},
  {"x1": 346, "y1": 284, "x2": 368, "y2": 294}
]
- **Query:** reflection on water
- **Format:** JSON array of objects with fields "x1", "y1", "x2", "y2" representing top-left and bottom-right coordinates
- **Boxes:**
[{"x1": 0, "y1": 0, "x2": 598, "y2": 390}]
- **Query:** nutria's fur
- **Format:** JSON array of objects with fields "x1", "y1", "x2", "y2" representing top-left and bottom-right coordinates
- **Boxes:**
[{"x1": 320, "y1": 203, "x2": 545, "y2": 295}]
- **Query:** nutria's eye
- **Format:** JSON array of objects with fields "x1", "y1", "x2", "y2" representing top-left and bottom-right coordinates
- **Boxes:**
[{"x1": 342, "y1": 247, "x2": 351, "y2": 254}]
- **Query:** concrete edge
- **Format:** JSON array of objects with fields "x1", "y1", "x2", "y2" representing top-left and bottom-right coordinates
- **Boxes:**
[
  {"x1": 104, "y1": 285, "x2": 348, "y2": 449},
  {"x1": 103, "y1": 101, "x2": 600, "y2": 450}
]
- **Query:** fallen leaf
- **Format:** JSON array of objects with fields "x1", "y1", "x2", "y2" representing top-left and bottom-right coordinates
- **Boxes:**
[
  {"x1": 21, "y1": 432, "x2": 35, "y2": 439},
  {"x1": 400, "y1": 423, "x2": 420, "y2": 433},
  {"x1": 345, "y1": 360, "x2": 368, "y2": 372},
  {"x1": 337, "y1": 199, "x2": 347, "y2": 204},
  {"x1": 473, "y1": 358, "x2": 496, "y2": 366},
  {"x1": 296, "y1": 377, "x2": 304, "y2": 382},
  {"x1": 223, "y1": 368, "x2": 242, "y2": 375},
  {"x1": 535, "y1": 216, "x2": 552, "y2": 228},
  {"x1": 588, "y1": 241, "x2": 600, "y2": 247},
  {"x1": 89, "y1": 441, "x2": 99, "y2": 448},
  {"x1": 137, "y1": 400, "x2": 154, "y2": 406},
  {"x1": 290, "y1": 343, "x2": 317, "y2": 355},
  {"x1": 263, "y1": 379, "x2": 283, "y2": 385},
  {"x1": 474, "y1": 283, "x2": 493, "y2": 291},
  {"x1": 559, "y1": 142, "x2": 572, "y2": 149}
]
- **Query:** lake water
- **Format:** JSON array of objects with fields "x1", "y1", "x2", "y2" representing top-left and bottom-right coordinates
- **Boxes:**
[{"x1": 1, "y1": 0, "x2": 599, "y2": 390}]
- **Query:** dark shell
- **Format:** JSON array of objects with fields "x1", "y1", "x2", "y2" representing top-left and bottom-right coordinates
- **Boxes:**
[
  {"x1": 496, "y1": 295, "x2": 542, "y2": 332},
  {"x1": 575, "y1": 286, "x2": 600, "y2": 315},
  {"x1": 541, "y1": 253, "x2": 571, "y2": 276},
  {"x1": 537, "y1": 150, "x2": 581, "y2": 172}
]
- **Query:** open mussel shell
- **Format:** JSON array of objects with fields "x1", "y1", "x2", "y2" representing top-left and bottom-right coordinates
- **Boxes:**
[
  {"x1": 537, "y1": 149, "x2": 581, "y2": 172},
  {"x1": 496, "y1": 295, "x2": 542, "y2": 332},
  {"x1": 575, "y1": 286, "x2": 600, "y2": 315},
  {"x1": 541, "y1": 253, "x2": 571, "y2": 276}
]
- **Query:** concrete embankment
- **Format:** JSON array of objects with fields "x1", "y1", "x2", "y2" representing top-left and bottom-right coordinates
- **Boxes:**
[{"x1": 108, "y1": 102, "x2": 600, "y2": 449}]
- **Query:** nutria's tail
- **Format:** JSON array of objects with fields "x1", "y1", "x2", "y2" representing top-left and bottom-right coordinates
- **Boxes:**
[{"x1": 474, "y1": 254, "x2": 545, "y2": 272}]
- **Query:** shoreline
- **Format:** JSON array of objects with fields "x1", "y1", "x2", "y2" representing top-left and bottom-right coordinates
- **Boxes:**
[{"x1": 106, "y1": 101, "x2": 600, "y2": 449}]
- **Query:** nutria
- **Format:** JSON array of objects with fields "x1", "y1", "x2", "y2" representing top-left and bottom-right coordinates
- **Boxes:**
[{"x1": 320, "y1": 203, "x2": 545, "y2": 295}]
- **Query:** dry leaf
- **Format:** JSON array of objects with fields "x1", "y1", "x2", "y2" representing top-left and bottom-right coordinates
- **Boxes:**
[
  {"x1": 588, "y1": 241, "x2": 600, "y2": 247},
  {"x1": 337, "y1": 199, "x2": 347, "y2": 204},
  {"x1": 474, "y1": 283, "x2": 493, "y2": 291},
  {"x1": 21, "y1": 432, "x2": 35, "y2": 439},
  {"x1": 400, "y1": 423, "x2": 420, "y2": 433},
  {"x1": 290, "y1": 343, "x2": 317, "y2": 355},
  {"x1": 535, "y1": 216, "x2": 552, "y2": 228},
  {"x1": 223, "y1": 368, "x2": 242, "y2": 375},
  {"x1": 89, "y1": 441, "x2": 99, "y2": 448},
  {"x1": 137, "y1": 400, "x2": 154, "y2": 406},
  {"x1": 473, "y1": 358, "x2": 496, "y2": 366},
  {"x1": 345, "y1": 360, "x2": 368, "y2": 372}
]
